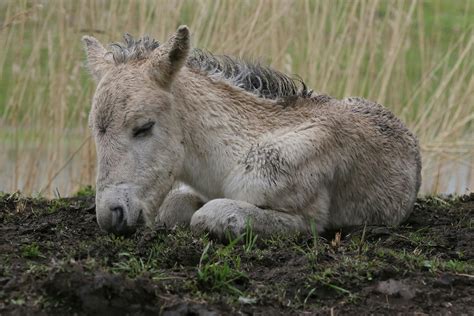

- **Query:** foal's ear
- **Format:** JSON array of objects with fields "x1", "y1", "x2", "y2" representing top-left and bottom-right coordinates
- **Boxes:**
[
  {"x1": 82, "y1": 36, "x2": 112, "y2": 82},
  {"x1": 149, "y1": 25, "x2": 190, "y2": 88}
]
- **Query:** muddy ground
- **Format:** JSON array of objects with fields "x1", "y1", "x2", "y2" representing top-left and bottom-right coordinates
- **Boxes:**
[{"x1": 0, "y1": 191, "x2": 473, "y2": 315}]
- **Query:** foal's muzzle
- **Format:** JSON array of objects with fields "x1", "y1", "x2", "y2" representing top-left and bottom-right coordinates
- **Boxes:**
[{"x1": 96, "y1": 186, "x2": 140, "y2": 235}]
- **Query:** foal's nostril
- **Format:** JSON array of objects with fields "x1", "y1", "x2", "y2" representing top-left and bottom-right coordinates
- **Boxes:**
[{"x1": 110, "y1": 205, "x2": 125, "y2": 228}]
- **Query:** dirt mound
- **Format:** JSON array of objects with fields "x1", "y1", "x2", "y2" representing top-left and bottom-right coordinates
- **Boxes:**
[
  {"x1": 45, "y1": 267, "x2": 160, "y2": 315},
  {"x1": 0, "y1": 192, "x2": 473, "y2": 315}
]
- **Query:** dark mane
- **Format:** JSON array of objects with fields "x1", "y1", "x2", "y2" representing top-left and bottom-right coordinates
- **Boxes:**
[{"x1": 108, "y1": 34, "x2": 312, "y2": 100}]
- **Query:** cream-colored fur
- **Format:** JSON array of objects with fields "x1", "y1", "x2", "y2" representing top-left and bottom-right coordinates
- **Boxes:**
[{"x1": 83, "y1": 26, "x2": 421, "y2": 238}]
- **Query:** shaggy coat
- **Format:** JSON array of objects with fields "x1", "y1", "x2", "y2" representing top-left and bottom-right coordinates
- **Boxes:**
[{"x1": 83, "y1": 26, "x2": 421, "y2": 238}]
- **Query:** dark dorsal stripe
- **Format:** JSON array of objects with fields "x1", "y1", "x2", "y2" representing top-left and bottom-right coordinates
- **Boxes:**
[{"x1": 108, "y1": 34, "x2": 312, "y2": 100}]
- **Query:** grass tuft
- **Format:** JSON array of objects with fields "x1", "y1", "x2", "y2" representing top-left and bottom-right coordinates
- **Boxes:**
[
  {"x1": 21, "y1": 243, "x2": 42, "y2": 259},
  {"x1": 197, "y1": 240, "x2": 248, "y2": 296}
]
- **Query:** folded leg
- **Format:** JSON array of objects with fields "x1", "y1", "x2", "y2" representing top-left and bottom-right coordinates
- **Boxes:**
[
  {"x1": 157, "y1": 184, "x2": 205, "y2": 228},
  {"x1": 190, "y1": 198, "x2": 310, "y2": 240}
]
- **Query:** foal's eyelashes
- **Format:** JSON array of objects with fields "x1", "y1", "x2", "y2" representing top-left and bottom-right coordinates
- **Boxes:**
[{"x1": 133, "y1": 121, "x2": 155, "y2": 137}]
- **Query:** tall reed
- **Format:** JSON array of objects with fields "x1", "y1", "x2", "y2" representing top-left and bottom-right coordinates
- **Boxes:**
[{"x1": 0, "y1": 0, "x2": 472, "y2": 196}]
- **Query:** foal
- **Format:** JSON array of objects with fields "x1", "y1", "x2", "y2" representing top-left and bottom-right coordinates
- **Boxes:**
[{"x1": 83, "y1": 26, "x2": 421, "y2": 238}]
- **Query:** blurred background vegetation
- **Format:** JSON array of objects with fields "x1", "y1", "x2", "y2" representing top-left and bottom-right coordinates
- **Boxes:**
[{"x1": 0, "y1": 0, "x2": 472, "y2": 196}]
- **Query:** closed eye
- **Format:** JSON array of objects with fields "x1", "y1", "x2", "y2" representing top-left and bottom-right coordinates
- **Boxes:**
[{"x1": 133, "y1": 121, "x2": 155, "y2": 138}]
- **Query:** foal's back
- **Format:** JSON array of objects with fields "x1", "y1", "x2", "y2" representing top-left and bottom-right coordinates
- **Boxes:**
[{"x1": 279, "y1": 94, "x2": 421, "y2": 228}]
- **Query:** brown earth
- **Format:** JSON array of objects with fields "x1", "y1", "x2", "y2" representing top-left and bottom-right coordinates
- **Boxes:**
[{"x1": 0, "y1": 192, "x2": 473, "y2": 315}]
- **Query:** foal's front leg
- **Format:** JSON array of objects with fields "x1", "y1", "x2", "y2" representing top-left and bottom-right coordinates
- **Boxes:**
[
  {"x1": 157, "y1": 184, "x2": 205, "y2": 228},
  {"x1": 190, "y1": 199, "x2": 310, "y2": 240}
]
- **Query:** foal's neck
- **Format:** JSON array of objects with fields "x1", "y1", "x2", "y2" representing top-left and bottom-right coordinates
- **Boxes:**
[
  {"x1": 176, "y1": 70, "x2": 277, "y2": 129},
  {"x1": 173, "y1": 69, "x2": 275, "y2": 197}
]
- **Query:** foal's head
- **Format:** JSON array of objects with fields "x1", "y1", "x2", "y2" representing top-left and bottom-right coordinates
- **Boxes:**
[{"x1": 83, "y1": 26, "x2": 190, "y2": 234}]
